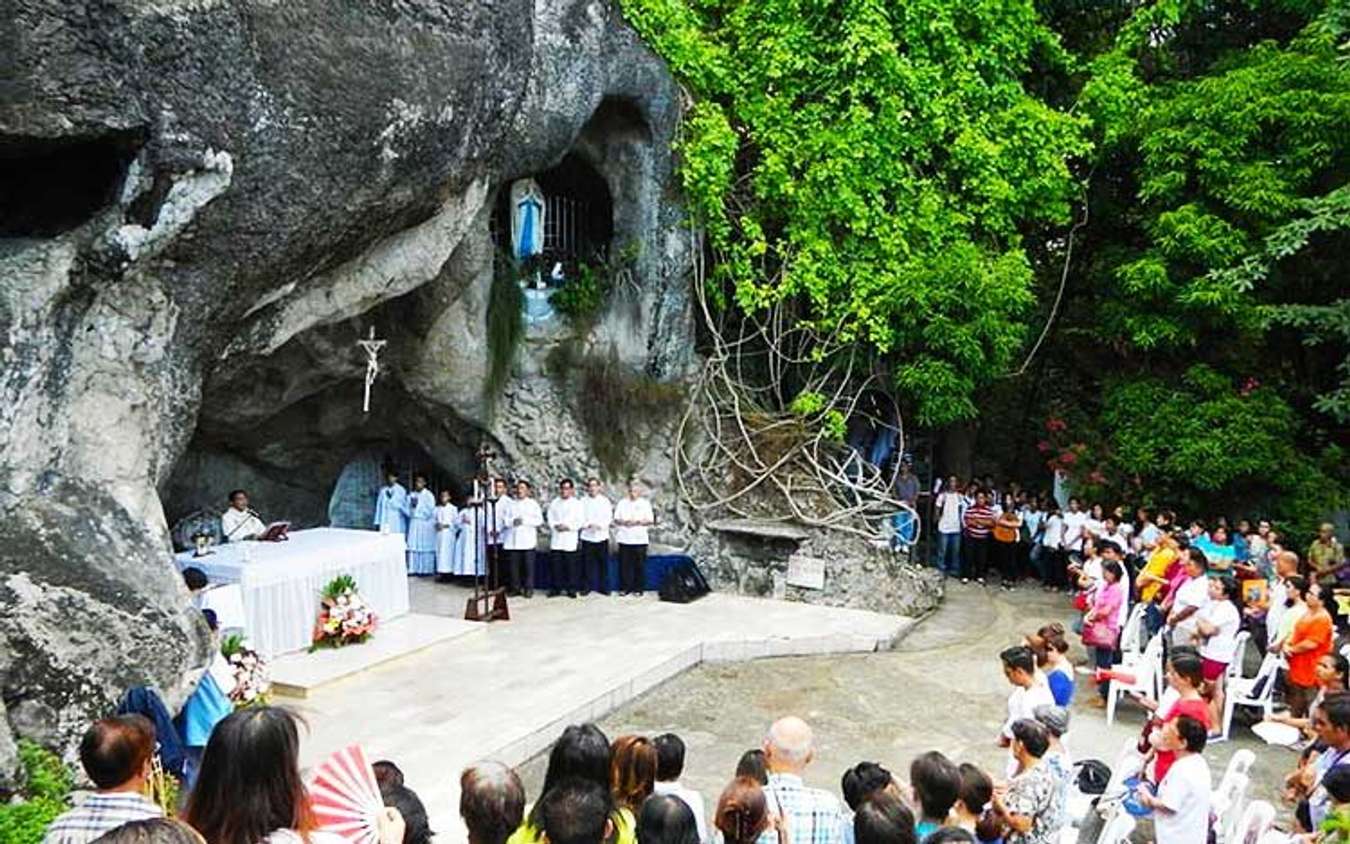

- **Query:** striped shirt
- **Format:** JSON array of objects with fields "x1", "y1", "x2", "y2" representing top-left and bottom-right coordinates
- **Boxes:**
[
  {"x1": 756, "y1": 772, "x2": 845, "y2": 844},
  {"x1": 43, "y1": 792, "x2": 162, "y2": 844},
  {"x1": 963, "y1": 504, "x2": 994, "y2": 539}
]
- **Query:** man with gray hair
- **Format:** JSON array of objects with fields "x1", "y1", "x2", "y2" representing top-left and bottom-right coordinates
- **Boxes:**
[
  {"x1": 460, "y1": 762, "x2": 526, "y2": 844},
  {"x1": 757, "y1": 716, "x2": 844, "y2": 844}
]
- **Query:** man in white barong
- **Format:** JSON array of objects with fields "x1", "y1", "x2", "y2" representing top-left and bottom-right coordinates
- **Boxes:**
[
  {"x1": 404, "y1": 474, "x2": 438, "y2": 575},
  {"x1": 547, "y1": 478, "x2": 585, "y2": 598},
  {"x1": 374, "y1": 469, "x2": 409, "y2": 535},
  {"x1": 504, "y1": 479, "x2": 543, "y2": 598},
  {"x1": 434, "y1": 488, "x2": 459, "y2": 583},
  {"x1": 490, "y1": 477, "x2": 513, "y2": 590},
  {"x1": 220, "y1": 489, "x2": 265, "y2": 543},
  {"x1": 614, "y1": 481, "x2": 655, "y2": 596},
  {"x1": 580, "y1": 477, "x2": 613, "y2": 595}
]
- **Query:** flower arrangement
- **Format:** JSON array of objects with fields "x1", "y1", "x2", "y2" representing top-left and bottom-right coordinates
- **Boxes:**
[
  {"x1": 220, "y1": 633, "x2": 270, "y2": 707},
  {"x1": 311, "y1": 574, "x2": 378, "y2": 650}
]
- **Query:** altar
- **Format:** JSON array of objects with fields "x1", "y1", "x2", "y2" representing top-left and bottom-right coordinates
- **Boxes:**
[{"x1": 175, "y1": 528, "x2": 410, "y2": 656}]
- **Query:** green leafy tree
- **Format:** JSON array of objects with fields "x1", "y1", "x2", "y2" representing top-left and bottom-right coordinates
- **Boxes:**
[{"x1": 620, "y1": 0, "x2": 1090, "y2": 426}]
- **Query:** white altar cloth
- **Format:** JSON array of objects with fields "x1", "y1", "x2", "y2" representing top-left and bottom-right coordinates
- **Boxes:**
[{"x1": 175, "y1": 528, "x2": 409, "y2": 656}]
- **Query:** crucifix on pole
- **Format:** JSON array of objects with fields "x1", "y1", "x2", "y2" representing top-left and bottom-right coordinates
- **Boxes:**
[{"x1": 357, "y1": 326, "x2": 387, "y2": 413}]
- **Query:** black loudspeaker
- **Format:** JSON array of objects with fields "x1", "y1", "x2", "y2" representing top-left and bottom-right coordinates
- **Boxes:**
[{"x1": 659, "y1": 558, "x2": 711, "y2": 604}]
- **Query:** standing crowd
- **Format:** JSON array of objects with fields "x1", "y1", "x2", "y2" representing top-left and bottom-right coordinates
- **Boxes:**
[{"x1": 924, "y1": 473, "x2": 1350, "y2": 841}]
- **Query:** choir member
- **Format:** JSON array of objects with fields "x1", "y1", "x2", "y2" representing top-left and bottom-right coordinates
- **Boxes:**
[
  {"x1": 547, "y1": 478, "x2": 584, "y2": 598},
  {"x1": 504, "y1": 480, "x2": 543, "y2": 597},
  {"x1": 614, "y1": 481, "x2": 655, "y2": 596},
  {"x1": 580, "y1": 477, "x2": 613, "y2": 595}
]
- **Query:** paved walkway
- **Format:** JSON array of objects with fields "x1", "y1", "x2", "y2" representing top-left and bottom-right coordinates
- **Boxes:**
[
  {"x1": 289, "y1": 581, "x2": 913, "y2": 838},
  {"x1": 546, "y1": 581, "x2": 1289, "y2": 838}
]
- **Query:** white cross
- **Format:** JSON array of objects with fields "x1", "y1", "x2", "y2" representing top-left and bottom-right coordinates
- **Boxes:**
[{"x1": 357, "y1": 326, "x2": 387, "y2": 413}]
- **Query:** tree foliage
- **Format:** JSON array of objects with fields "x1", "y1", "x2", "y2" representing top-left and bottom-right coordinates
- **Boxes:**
[
  {"x1": 622, "y1": 0, "x2": 1350, "y2": 536},
  {"x1": 620, "y1": 0, "x2": 1091, "y2": 426}
]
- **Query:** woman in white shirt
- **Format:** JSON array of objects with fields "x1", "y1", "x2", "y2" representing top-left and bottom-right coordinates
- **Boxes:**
[{"x1": 1195, "y1": 575, "x2": 1243, "y2": 730}]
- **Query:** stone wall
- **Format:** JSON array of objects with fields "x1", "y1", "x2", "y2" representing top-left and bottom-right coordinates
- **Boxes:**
[{"x1": 688, "y1": 523, "x2": 944, "y2": 618}]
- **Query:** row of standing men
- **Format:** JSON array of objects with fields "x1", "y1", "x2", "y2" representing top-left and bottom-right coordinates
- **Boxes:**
[{"x1": 373, "y1": 473, "x2": 656, "y2": 598}]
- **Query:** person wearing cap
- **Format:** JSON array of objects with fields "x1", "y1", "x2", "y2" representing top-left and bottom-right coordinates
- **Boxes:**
[{"x1": 1033, "y1": 704, "x2": 1072, "y2": 832}]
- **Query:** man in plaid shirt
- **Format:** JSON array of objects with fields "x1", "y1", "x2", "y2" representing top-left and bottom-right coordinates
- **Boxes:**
[
  {"x1": 756, "y1": 717, "x2": 845, "y2": 844},
  {"x1": 43, "y1": 715, "x2": 162, "y2": 844}
]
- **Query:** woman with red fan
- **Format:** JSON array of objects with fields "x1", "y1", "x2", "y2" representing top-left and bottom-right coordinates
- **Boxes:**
[{"x1": 184, "y1": 707, "x2": 405, "y2": 844}]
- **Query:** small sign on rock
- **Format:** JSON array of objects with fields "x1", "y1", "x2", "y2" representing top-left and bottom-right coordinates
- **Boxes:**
[{"x1": 786, "y1": 554, "x2": 826, "y2": 590}]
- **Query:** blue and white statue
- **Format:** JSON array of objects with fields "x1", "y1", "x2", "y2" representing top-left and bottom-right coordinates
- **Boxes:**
[{"x1": 510, "y1": 178, "x2": 545, "y2": 261}]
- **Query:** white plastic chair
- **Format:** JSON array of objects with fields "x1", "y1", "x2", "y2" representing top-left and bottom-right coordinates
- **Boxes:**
[
  {"x1": 1117, "y1": 602, "x2": 1147, "y2": 664},
  {"x1": 1222, "y1": 652, "x2": 1281, "y2": 738},
  {"x1": 1231, "y1": 799, "x2": 1276, "y2": 844},
  {"x1": 1212, "y1": 772, "x2": 1250, "y2": 844},
  {"x1": 1107, "y1": 631, "x2": 1164, "y2": 725},
  {"x1": 1065, "y1": 738, "x2": 1141, "y2": 828},
  {"x1": 1096, "y1": 803, "x2": 1137, "y2": 844},
  {"x1": 1213, "y1": 630, "x2": 1252, "y2": 742}
]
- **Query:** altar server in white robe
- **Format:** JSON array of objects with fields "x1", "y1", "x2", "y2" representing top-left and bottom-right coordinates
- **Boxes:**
[
  {"x1": 504, "y1": 479, "x2": 543, "y2": 597},
  {"x1": 547, "y1": 478, "x2": 585, "y2": 598},
  {"x1": 434, "y1": 489, "x2": 459, "y2": 580},
  {"x1": 453, "y1": 483, "x2": 483, "y2": 577},
  {"x1": 404, "y1": 474, "x2": 438, "y2": 575},
  {"x1": 374, "y1": 470, "x2": 409, "y2": 534}
]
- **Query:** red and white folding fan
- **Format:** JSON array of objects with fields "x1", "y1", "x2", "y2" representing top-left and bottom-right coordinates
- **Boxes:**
[{"x1": 307, "y1": 743, "x2": 383, "y2": 844}]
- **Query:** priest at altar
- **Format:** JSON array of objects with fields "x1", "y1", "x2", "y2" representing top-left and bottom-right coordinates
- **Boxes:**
[{"x1": 221, "y1": 489, "x2": 266, "y2": 543}]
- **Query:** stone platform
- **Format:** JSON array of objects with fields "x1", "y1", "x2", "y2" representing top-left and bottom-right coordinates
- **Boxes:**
[
  {"x1": 288, "y1": 581, "x2": 914, "y2": 839},
  {"x1": 269, "y1": 614, "x2": 482, "y2": 698}
]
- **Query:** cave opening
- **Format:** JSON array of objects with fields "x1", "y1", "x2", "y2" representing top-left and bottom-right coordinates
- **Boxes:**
[
  {"x1": 327, "y1": 444, "x2": 467, "y2": 530},
  {"x1": 0, "y1": 131, "x2": 142, "y2": 238},
  {"x1": 492, "y1": 151, "x2": 614, "y2": 271}
]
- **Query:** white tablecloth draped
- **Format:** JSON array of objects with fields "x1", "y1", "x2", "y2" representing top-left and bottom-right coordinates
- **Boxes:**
[
  {"x1": 176, "y1": 528, "x2": 410, "y2": 656},
  {"x1": 192, "y1": 584, "x2": 246, "y2": 632}
]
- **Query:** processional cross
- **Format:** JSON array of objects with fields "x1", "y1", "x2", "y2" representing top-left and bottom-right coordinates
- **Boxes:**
[{"x1": 357, "y1": 326, "x2": 387, "y2": 413}]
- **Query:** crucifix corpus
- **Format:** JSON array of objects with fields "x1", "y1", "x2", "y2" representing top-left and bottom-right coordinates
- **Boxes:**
[{"x1": 357, "y1": 326, "x2": 387, "y2": 413}]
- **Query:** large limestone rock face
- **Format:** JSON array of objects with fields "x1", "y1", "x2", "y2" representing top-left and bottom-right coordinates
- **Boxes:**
[{"x1": 0, "y1": 0, "x2": 692, "y2": 778}]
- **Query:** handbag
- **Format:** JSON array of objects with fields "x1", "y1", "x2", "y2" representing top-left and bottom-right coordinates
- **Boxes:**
[
  {"x1": 1082, "y1": 617, "x2": 1116, "y2": 649},
  {"x1": 1073, "y1": 590, "x2": 1089, "y2": 611}
]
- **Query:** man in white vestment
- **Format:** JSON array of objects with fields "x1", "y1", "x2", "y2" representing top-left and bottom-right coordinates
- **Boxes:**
[
  {"x1": 580, "y1": 477, "x2": 613, "y2": 595},
  {"x1": 220, "y1": 490, "x2": 265, "y2": 543},
  {"x1": 547, "y1": 478, "x2": 585, "y2": 598}
]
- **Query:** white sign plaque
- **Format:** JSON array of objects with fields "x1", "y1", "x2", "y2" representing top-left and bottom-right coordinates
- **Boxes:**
[{"x1": 785, "y1": 555, "x2": 826, "y2": 590}]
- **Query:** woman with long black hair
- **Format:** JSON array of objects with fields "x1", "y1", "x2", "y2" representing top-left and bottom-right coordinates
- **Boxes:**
[{"x1": 184, "y1": 707, "x2": 404, "y2": 844}]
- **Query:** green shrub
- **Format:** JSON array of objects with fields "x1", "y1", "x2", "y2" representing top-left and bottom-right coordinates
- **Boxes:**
[
  {"x1": 484, "y1": 253, "x2": 527, "y2": 404},
  {"x1": 0, "y1": 741, "x2": 73, "y2": 844},
  {"x1": 564, "y1": 348, "x2": 685, "y2": 477}
]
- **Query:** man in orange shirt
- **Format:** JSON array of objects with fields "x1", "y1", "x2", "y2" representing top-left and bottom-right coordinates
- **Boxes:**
[{"x1": 1286, "y1": 582, "x2": 1336, "y2": 717}]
